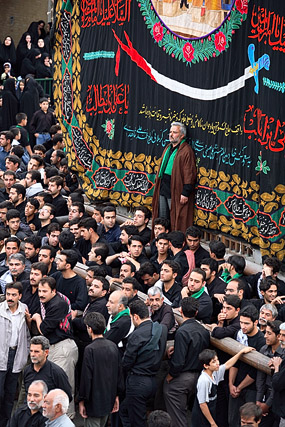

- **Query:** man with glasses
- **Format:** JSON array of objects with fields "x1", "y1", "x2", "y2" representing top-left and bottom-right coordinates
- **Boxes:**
[{"x1": 37, "y1": 204, "x2": 56, "y2": 238}]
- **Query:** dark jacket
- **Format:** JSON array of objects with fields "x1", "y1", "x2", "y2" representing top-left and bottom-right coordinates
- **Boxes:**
[{"x1": 79, "y1": 338, "x2": 124, "y2": 418}]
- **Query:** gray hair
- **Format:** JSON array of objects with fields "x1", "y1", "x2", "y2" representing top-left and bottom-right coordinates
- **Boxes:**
[
  {"x1": 260, "y1": 304, "x2": 278, "y2": 319},
  {"x1": 280, "y1": 322, "x2": 285, "y2": 331},
  {"x1": 118, "y1": 294, "x2": 129, "y2": 308},
  {"x1": 29, "y1": 380, "x2": 48, "y2": 396},
  {"x1": 9, "y1": 253, "x2": 25, "y2": 264},
  {"x1": 147, "y1": 286, "x2": 163, "y2": 298},
  {"x1": 30, "y1": 335, "x2": 50, "y2": 350},
  {"x1": 171, "y1": 122, "x2": 186, "y2": 137},
  {"x1": 52, "y1": 389, "x2": 69, "y2": 413}
]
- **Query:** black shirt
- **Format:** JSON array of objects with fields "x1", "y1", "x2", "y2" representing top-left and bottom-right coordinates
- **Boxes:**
[
  {"x1": 162, "y1": 281, "x2": 182, "y2": 308},
  {"x1": 171, "y1": 250, "x2": 189, "y2": 282},
  {"x1": 39, "y1": 294, "x2": 73, "y2": 344},
  {"x1": 21, "y1": 281, "x2": 40, "y2": 315},
  {"x1": 51, "y1": 193, "x2": 69, "y2": 216},
  {"x1": 212, "y1": 315, "x2": 240, "y2": 339},
  {"x1": 9, "y1": 405, "x2": 46, "y2": 427},
  {"x1": 234, "y1": 329, "x2": 265, "y2": 390},
  {"x1": 104, "y1": 314, "x2": 132, "y2": 347},
  {"x1": 193, "y1": 245, "x2": 210, "y2": 268},
  {"x1": 137, "y1": 226, "x2": 151, "y2": 245},
  {"x1": 79, "y1": 338, "x2": 124, "y2": 418},
  {"x1": 192, "y1": 291, "x2": 213, "y2": 324},
  {"x1": 51, "y1": 272, "x2": 88, "y2": 311},
  {"x1": 169, "y1": 318, "x2": 210, "y2": 377},
  {"x1": 23, "y1": 359, "x2": 72, "y2": 401},
  {"x1": 206, "y1": 276, "x2": 226, "y2": 298},
  {"x1": 29, "y1": 109, "x2": 56, "y2": 134},
  {"x1": 123, "y1": 320, "x2": 167, "y2": 376},
  {"x1": 73, "y1": 296, "x2": 109, "y2": 342},
  {"x1": 151, "y1": 302, "x2": 175, "y2": 331}
]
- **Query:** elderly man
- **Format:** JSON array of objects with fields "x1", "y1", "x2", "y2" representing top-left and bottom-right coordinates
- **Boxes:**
[
  {"x1": 43, "y1": 389, "x2": 74, "y2": 426},
  {"x1": 152, "y1": 121, "x2": 196, "y2": 232},
  {"x1": 9, "y1": 380, "x2": 47, "y2": 426}
]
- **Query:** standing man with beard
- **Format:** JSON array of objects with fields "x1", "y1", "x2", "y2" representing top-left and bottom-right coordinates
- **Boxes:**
[
  {"x1": 9, "y1": 380, "x2": 48, "y2": 426},
  {"x1": 152, "y1": 122, "x2": 196, "y2": 232}
]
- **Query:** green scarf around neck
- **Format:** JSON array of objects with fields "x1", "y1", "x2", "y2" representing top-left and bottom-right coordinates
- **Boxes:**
[
  {"x1": 104, "y1": 308, "x2": 130, "y2": 334},
  {"x1": 191, "y1": 286, "x2": 205, "y2": 299},
  {"x1": 158, "y1": 141, "x2": 183, "y2": 178}
]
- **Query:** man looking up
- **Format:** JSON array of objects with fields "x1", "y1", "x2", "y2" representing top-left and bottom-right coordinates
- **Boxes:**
[
  {"x1": 152, "y1": 121, "x2": 196, "y2": 232},
  {"x1": 52, "y1": 249, "x2": 88, "y2": 318}
]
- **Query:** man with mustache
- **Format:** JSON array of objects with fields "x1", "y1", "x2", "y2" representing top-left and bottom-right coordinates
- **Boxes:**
[
  {"x1": 0, "y1": 282, "x2": 30, "y2": 426},
  {"x1": 9, "y1": 380, "x2": 47, "y2": 426}
]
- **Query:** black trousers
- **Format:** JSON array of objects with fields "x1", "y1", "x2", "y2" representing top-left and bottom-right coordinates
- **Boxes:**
[
  {"x1": 120, "y1": 374, "x2": 157, "y2": 427},
  {"x1": 0, "y1": 348, "x2": 19, "y2": 427}
]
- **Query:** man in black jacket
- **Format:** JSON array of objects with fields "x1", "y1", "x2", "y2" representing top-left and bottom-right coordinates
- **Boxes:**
[
  {"x1": 120, "y1": 300, "x2": 167, "y2": 427},
  {"x1": 31, "y1": 277, "x2": 78, "y2": 419},
  {"x1": 79, "y1": 312, "x2": 124, "y2": 425},
  {"x1": 105, "y1": 290, "x2": 132, "y2": 354},
  {"x1": 163, "y1": 297, "x2": 210, "y2": 427}
]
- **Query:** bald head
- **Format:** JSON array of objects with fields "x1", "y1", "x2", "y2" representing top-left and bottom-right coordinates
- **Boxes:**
[
  {"x1": 42, "y1": 389, "x2": 69, "y2": 420},
  {"x1": 106, "y1": 290, "x2": 128, "y2": 316}
]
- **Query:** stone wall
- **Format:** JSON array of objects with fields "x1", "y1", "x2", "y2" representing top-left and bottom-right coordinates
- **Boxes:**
[{"x1": 0, "y1": 0, "x2": 49, "y2": 46}]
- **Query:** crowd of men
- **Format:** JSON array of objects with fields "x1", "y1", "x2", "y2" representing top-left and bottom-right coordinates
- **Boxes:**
[
  {"x1": 0, "y1": 49, "x2": 284, "y2": 426},
  {"x1": 0, "y1": 160, "x2": 284, "y2": 426}
]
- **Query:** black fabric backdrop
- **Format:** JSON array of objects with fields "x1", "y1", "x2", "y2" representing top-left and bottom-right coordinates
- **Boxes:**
[{"x1": 54, "y1": 0, "x2": 285, "y2": 260}]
